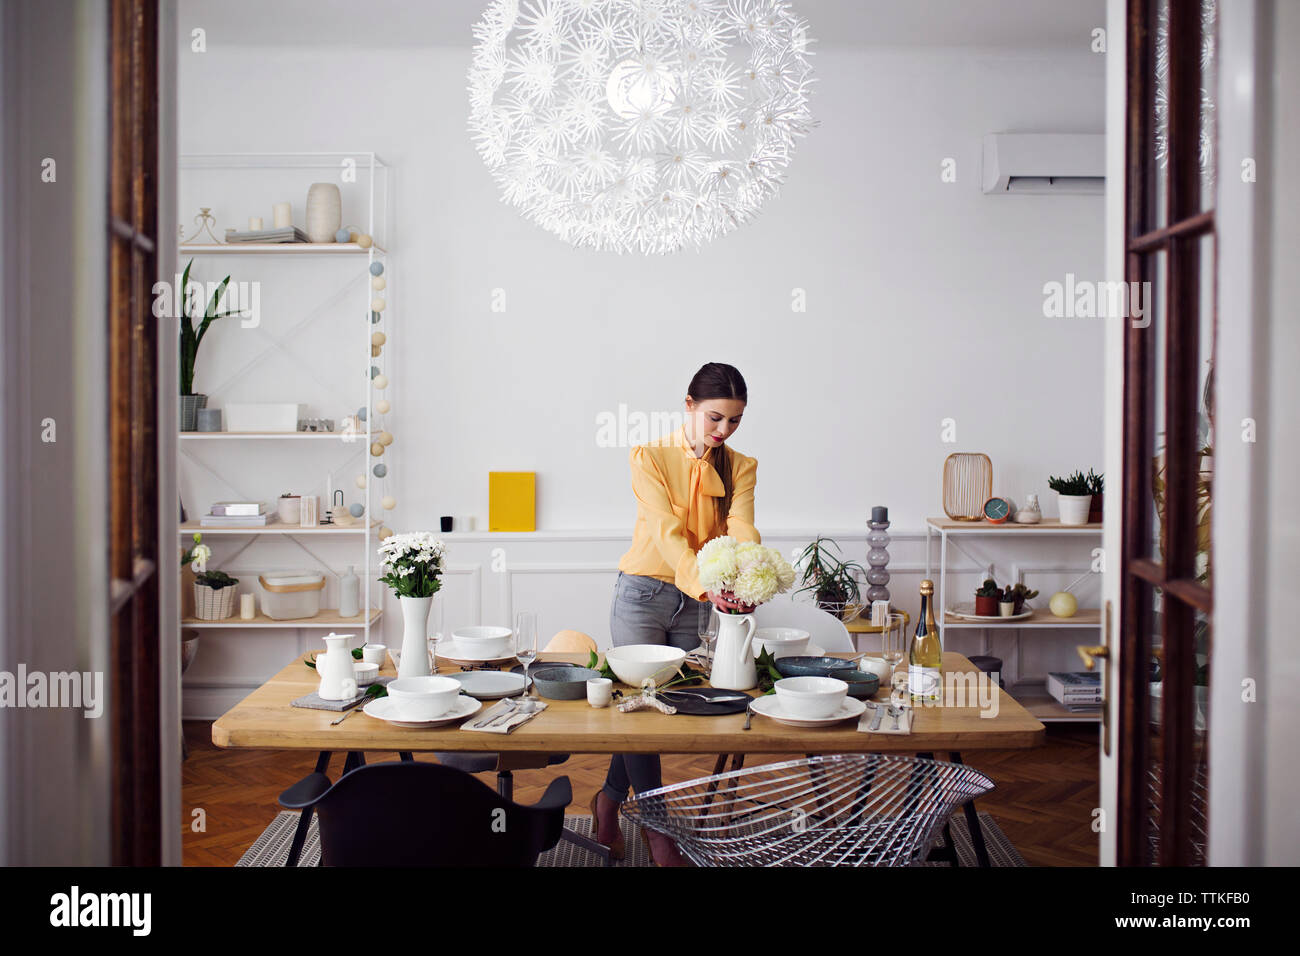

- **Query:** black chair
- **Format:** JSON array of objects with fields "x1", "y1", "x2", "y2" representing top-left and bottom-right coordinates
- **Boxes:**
[{"x1": 278, "y1": 760, "x2": 572, "y2": 866}]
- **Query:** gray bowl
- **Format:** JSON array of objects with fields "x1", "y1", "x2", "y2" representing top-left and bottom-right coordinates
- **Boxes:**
[
  {"x1": 774, "y1": 656, "x2": 858, "y2": 679},
  {"x1": 531, "y1": 666, "x2": 601, "y2": 700},
  {"x1": 833, "y1": 669, "x2": 881, "y2": 700}
]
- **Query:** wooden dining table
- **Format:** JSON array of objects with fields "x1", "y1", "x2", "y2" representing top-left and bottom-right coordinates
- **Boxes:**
[{"x1": 212, "y1": 650, "x2": 1044, "y2": 866}]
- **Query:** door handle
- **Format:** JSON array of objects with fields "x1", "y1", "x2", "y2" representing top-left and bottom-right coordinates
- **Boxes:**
[{"x1": 1076, "y1": 600, "x2": 1112, "y2": 755}]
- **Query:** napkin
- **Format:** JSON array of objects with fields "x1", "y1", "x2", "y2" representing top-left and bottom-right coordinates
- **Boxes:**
[
  {"x1": 462, "y1": 699, "x2": 548, "y2": 734},
  {"x1": 291, "y1": 676, "x2": 394, "y2": 712},
  {"x1": 857, "y1": 700, "x2": 914, "y2": 734}
]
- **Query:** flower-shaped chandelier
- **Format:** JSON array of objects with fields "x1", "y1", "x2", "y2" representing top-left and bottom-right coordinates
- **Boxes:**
[{"x1": 468, "y1": 0, "x2": 817, "y2": 254}]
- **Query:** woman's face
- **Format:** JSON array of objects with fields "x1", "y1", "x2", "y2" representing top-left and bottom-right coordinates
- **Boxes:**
[{"x1": 686, "y1": 397, "x2": 746, "y2": 447}]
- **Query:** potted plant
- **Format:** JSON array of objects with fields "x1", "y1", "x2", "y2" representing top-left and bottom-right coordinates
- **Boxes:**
[
  {"x1": 377, "y1": 532, "x2": 447, "y2": 678},
  {"x1": 1008, "y1": 582, "x2": 1039, "y2": 615},
  {"x1": 1086, "y1": 470, "x2": 1104, "y2": 523},
  {"x1": 194, "y1": 569, "x2": 239, "y2": 621},
  {"x1": 179, "y1": 258, "x2": 243, "y2": 431},
  {"x1": 974, "y1": 578, "x2": 1000, "y2": 617},
  {"x1": 1048, "y1": 470, "x2": 1094, "y2": 525},
  {"x1": 179, "y1": 531, "x2": 212, "y2": 620},
  {"x1": 998, "y1": 585, "x2": 1016, "y2": 617},
  {"x1": 794, "y1": 536, "x2": 868, "y2": 622}
]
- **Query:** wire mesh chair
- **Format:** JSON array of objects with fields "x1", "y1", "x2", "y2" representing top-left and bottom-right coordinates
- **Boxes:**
[{"x1": 620, "y1": 753, "x2": 994, "y2": 867}]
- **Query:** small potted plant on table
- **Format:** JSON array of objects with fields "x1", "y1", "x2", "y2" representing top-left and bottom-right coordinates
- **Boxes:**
[{"x1": 999, "y1": 585, "x2": 1016, "y2": 617}]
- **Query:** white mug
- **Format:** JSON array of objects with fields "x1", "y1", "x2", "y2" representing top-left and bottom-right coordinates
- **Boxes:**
[
  {"x1": 587, "y1": 677, "x2": 612, "y2": 708},
  {"x1": 362, "y1": 643, "x2": 387, "y2": 666}
]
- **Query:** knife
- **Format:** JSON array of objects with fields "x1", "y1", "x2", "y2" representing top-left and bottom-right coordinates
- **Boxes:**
[{"x1": 868, "y1": 702, "x2": 884, "y2": 731}]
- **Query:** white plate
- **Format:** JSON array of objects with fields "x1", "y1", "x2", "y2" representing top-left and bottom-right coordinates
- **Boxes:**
[
  {"x1": 752, "y1": 641, "x2": 824, "y2": 659},
  {"x1": 446, "y1": 670, "x2": 526, "y2": 699},
  {"x1": 434, "y1": 636, "x2": 516, "y2": 664},
  {"x1": 749, "y1": 695, "x2": 866, "y2": 728},
  {"x1": 947, "y1": 603, "x2": 1034, "y2": 622},
  {"x1": 362, "y1": 694, "x2": 481, "y2": 728}
]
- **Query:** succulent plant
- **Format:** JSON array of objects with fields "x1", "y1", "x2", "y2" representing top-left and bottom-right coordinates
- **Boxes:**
[
  {"x1": 975, "y1": 578, "x2": 1001, "y2": 599},
  {"x1": 195, "y1": 569, "x2": 239, "y2": 590},
  {"x1": 1048, "y1": 471, "x2": 1093, "y2": 496}
]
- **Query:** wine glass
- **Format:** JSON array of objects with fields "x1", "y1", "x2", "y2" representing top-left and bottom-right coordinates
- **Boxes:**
[
  {"x1": 881, "y1": 612, "x2": 907, "y2": 689},
  {"x1": 514, "y1": 610, "x2": 539, "y2": 712},
  {"x1": 426, "y1": 593, "x2": 444, "y2": 673},
  {"x1": 697, "y1": 605, "x2": 720, "y2": 673}
]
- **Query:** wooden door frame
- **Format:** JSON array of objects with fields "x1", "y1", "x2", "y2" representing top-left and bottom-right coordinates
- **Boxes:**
[{"x1": 1117, "y1": 0, "x2": 1217, "y2": 866}]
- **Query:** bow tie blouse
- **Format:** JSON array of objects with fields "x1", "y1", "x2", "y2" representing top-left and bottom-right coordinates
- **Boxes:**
[{"x1": 617, "y1": 425, "x2": 761, "y2": 601}]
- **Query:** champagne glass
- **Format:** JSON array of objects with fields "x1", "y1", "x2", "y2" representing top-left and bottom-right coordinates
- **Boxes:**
[
  {"x1": 514, "y1": 610, "x2": 539, "y2": 712},
  {"x1": 881, "y1": 612, "x2": 906, "y2": 689},
  {"x1": 697, "y1": 605, "x2": 720, "y2": 674}
]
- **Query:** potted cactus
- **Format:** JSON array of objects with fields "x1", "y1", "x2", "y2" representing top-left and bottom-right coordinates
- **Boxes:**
[
  {"x1": 194, "y1": 569, "x2": 240, "y2": 621},
  {"x1": 998, "y1": 585, "x2": 1016, "y2": 617},
  {"x1": 1008, "y1": 582, "x2": 1039, "y2": 615},
  {"x1": 1048, "y1": 470, "x2": 1094, "y2": 525},
  {"x1": 974, "y1": 578, "x2": 1001, "y2": 617}
]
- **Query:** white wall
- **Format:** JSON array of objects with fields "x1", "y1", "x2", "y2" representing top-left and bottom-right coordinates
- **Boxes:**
[{"x1": 177, "y1": 27, "x2": 1107, "y2": 715}]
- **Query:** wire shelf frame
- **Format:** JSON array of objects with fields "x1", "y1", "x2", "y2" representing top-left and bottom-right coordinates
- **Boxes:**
[{"x1": 620, "y1": 754, "x2": 994, "y2": 867}]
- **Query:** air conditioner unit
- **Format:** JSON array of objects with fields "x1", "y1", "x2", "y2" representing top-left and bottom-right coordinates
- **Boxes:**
[{"x1": 981, "y1": 133, "x2": 1104, "y2": 195}]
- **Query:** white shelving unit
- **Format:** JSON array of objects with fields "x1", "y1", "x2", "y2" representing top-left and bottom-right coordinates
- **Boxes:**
[
  {"x1": 925, "y1": 517, "x2": 1103, "y2": 723},
  {"x1": 178, "y1": 151, "x2": 393, "y2": 640}
]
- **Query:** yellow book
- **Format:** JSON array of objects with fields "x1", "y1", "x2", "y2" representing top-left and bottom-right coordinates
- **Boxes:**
[{"x1": 489, "y1": 472, "x2": 536, "y2": 532}]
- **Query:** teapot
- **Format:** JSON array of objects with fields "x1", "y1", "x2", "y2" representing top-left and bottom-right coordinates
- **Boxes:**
[
  {"x1": 317, "y1": 632, "x2": 358, "y2": 700},
  {"x1": 709, "y1": 609, "x2": 758, "y2": 691}
]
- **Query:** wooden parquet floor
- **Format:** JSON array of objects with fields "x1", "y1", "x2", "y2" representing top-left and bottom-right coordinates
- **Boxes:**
[{"x1": 182, "y1": 721, "x2": 1100, "y2": 867}]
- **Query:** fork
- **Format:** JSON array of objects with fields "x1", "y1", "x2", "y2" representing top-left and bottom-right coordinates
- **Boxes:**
[
  {"x1": 471, "y1": 699, "x2": 516, "y2": 729},
  {"x1": 742, "y1": 699, "x2": 755, "y2": 731}
]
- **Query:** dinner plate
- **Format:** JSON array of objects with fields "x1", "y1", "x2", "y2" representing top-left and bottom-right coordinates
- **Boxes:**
[
  {"x1": 446, "y1": 670, "x2": 526, "y2": 699},
  {"x1": 749, "y1": 695, "x2": 867, "y2": 728},
  {"x1": 657, "y1": 688, "x2": 753, "y2": 716},
  {"x1": 947, "y1": 604, "x2": 1034, "y2": 622},
  {"x1": 434, "y1": 637, "x2": 516, "y2": 664},
  {"x1": 362, "y1": 694, "x2": 481, "y2": 728}
]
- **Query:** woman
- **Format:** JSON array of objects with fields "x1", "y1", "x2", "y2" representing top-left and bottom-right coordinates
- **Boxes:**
[{"x1": 590, "y1": 362, "x2": 760, "y2": 866}]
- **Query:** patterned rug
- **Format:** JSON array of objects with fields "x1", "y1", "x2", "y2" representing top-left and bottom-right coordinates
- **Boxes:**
[{"x1": 237, "y1": 811, "x2": 1025, "y2": 867}]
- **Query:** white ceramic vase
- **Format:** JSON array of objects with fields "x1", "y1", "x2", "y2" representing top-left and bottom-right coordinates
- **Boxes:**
[
  {"x1": 305, "y1": 182, "x2": 342, "y2": 243},
  {"x1": 709, "y1": 609, "x2": 758, "y2": 690},
  {"x1": 1058, "y1": 493, "x2": 1093, "y2": 525},
  {"x1": 398, "y1": 595, "x2": 433, "y2": 678}
]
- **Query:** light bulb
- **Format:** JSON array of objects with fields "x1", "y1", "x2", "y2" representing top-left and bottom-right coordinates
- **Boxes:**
[{"x1": 605, "y1": 56, "x2": 678, "y2": 119}]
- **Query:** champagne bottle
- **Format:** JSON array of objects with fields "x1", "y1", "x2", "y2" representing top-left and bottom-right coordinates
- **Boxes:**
[{"x1": 908, "y1": 579, "x2": 942, "y2": 703}]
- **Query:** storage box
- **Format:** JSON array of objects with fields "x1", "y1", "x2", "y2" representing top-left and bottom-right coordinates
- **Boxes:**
[
  {"x1": 225, "y1": 403, "x2": 305, "y2": 433},
  {"x1": 258, "y1": 569, "x2": 325, "y2": 619},
  {"x1": 489, "y1": 472, "x2": 536, "y2": 532}
]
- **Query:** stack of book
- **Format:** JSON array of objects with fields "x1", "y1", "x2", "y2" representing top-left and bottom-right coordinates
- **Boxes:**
[
  {"x1": 222, "y1": 226, "x2": 309, "y2": 244},
  {"x1": 200, "y1": 501, "x2": 275, "y2": 527},
  {"x1": 1046, "y1": 671, "x2": 1102, "y2": 712}
]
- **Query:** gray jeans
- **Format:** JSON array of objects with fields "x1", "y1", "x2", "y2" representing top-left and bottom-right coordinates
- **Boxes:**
[{"x1": 602, "y1": 571, "x2": 710, "y2": 804}]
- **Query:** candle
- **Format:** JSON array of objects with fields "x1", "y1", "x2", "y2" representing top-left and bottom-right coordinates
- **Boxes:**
[
  {"x1": 240, "y1": 593, "x2": 256, "y2": 620},
  {"x1": 273, "y1": 201, "x2": 292, "y2": 228},
  {"x1": 248, "y1": 216, "x2": 263, "y2": 231}
]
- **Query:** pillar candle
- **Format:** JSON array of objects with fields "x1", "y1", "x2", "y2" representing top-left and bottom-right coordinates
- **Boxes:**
[
  {"x1": 248, "y1": 216, "x2": 263, "y2": 231},
  {"x1": 240, "y1": 593, "x2": 255, "y2": 620},
  {"x1": 272, "y1": 201, "x2": 292, "y2": 228}
]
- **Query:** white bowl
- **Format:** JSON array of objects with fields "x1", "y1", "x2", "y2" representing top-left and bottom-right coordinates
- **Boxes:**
[
  {"x1": 386, "y1": 675, "x2": 461, "y2": 720},
  {"x1": 856, "y1": 657, "x2": 895, "y2": 684},
  {"x1": 604, "y1": 645, "x2": 687, "y2": 687},
  {"x1": 352, "y1": 661, "x2": 379, "y2": 686},
  {"x1": 774, "y1": 676, "x2": 848, "y2": 719},
  {"x1": 450, "y1": 625, "x2": 513, "y2": 658},
  {"x1": 752, "y1": 627, "x2": 811, "y2": 659}
]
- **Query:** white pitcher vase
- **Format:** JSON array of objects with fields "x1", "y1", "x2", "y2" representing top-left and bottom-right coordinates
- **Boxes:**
[
  {"x1": 709, "y1": 609, "x2": 758, "y2": 690},
  {"x1": 397, "y1": 595, "x2": 433, "y2": 678}
]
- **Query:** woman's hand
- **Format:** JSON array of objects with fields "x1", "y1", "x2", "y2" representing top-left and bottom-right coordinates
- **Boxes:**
[{"x1": 707, "y1": 589, "x2": 755, "y2": 614}]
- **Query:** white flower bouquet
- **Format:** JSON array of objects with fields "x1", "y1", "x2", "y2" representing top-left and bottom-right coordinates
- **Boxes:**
[
  {"x1": 697, "y1": 536, "x2": 796, "y2": 613},
  {"x1": 377, "y1": 531, "x2": 447, "y2": 599}
]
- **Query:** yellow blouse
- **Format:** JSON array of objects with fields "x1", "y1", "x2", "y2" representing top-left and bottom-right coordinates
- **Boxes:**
[{"x1": 617, "y1": 424, "x2": 760, "y2": 601}]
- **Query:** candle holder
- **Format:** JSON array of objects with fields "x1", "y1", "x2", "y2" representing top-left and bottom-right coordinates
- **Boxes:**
[{"x1": 865, "y1": 505, "x2": 891, "y2": 605}]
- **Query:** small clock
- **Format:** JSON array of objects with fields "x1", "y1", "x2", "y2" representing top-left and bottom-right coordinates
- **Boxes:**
[{"x1": 983, "y1": 497, "x2": 1012, "y2": 524}]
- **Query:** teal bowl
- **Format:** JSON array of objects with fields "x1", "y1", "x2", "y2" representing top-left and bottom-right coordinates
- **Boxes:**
[
  {"x1": 834, "y1": 669, "x2": 881, "y2": 700},
  {"x1": 774, "y1": 656, "x2": 857, "y2": 679}
]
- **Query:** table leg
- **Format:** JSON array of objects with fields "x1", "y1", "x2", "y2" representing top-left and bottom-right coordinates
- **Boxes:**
[
  {"x1": 286, "y1": 750, "x2": 333, "y2": 868},
  {"x1": 948, "y1": 752, "x2": 991, "y2": 868}
]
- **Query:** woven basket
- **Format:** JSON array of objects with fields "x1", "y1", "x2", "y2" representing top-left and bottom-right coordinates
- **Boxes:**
[{"x1": 194, "y1": 582, "x2": 238, "y2": 621}]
